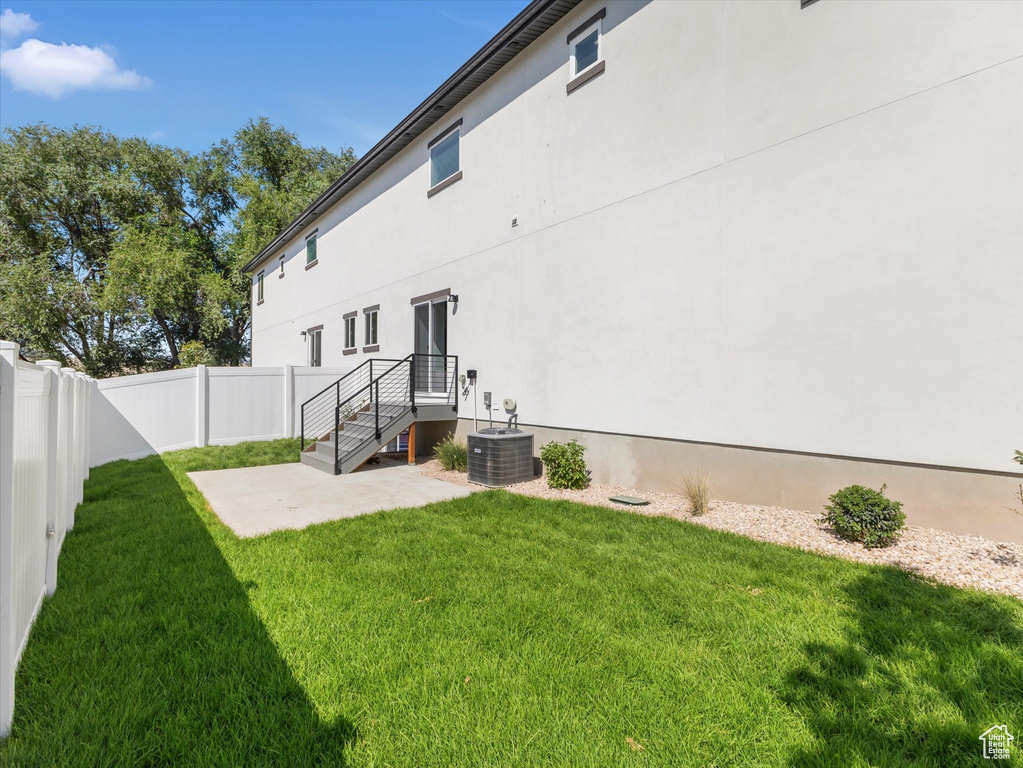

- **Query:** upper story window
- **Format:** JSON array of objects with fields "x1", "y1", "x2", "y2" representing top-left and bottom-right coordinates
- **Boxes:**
[
  {"x1": 572, "y1": 27, "x2": 599, "y2": 75},
  {"x1": 256, "y1": 271, "x2": 264, "y2": 304},
  {"x1": 278, "y1": 255, "x2": 285, "y2": 277},
  {"x1": 428, "y1": 119, "x2": 462, "y2": 196},
  {"x1": 566, "y1": 8, "x2": 606, "y2": 93},
  {"x1": 305, "y1": 231, "x2": 318, "y2": 266}
]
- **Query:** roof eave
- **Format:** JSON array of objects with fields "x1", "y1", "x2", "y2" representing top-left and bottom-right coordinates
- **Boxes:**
[{"x1": 242, "y1": 0, "x2": 579, "y2": 274}]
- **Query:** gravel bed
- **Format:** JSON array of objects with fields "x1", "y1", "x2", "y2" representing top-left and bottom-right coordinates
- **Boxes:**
[{"x1": 416, "y1": 459, "x2": 1023, "y2": 600}]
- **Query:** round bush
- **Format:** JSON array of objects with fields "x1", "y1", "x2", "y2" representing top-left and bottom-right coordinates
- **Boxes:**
[
  {"x1": 539, "y1": 439, "x2": 588, "y2": 490},
  {"x1": 818, "y1": 484, "x2": 905, "y2": 548}
]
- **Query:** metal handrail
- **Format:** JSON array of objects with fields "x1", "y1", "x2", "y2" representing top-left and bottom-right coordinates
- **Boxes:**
[
  {"x1": 303, "y1": 359, "x2": 370, "y2": 403},
  {"x1": 300, "y1": 357, "x2": 409, "y2": 449},
  {"x1": 304, "y1": 353, "x2": 459, "y2": 470},
  {"x1": 301, "y1": 357, "x2": 405, "y2": 404},
  {"x1": 332, "y1": 354, "x2": 413, "y2": 418}
]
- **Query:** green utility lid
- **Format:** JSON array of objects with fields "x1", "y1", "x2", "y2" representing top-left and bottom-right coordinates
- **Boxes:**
[{"x1": 609, "y1": 495, "x2": 650, "y2": 506}]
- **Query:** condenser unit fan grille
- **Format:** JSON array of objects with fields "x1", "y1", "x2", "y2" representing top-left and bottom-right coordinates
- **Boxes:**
[{"x1": 467, "y1": 429, "x2": 534, "y2": 487}]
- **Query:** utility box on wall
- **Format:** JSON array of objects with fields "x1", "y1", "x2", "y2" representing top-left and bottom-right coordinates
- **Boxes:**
[{"x1": 467, "y1": 428, "x2": 533, "y2": 487}]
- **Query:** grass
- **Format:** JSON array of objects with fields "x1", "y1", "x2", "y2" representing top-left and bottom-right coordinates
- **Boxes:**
[
  {"x1": 678, "y1": 471, "x2": 713, "y2": 516},
  {"x1": 434, "y1": 433, "x2": 467, "y2": 472},
  {"x1": 1, "y1": 439, "x2": 1020, "y2": 767}
]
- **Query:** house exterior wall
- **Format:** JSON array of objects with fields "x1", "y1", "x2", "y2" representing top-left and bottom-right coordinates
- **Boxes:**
[{"x1": 249, "y1": 0, "x2": 1023, "y2": 539}]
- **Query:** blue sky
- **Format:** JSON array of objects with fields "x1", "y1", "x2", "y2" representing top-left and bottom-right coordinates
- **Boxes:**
[{"x1": 0, "y1": 0, "x2": 526, "y2": 156}]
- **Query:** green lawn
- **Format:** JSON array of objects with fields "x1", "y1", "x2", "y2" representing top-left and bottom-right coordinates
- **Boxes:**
[{"x1": 1, "y1": 440, "x2": 1020, "y2": 767}]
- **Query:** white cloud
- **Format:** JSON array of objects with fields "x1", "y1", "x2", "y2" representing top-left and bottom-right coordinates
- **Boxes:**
[
  {"x1": 0, "y1": 38, "x2": 150, "y2": 97},
  {"x1": 0, "y1": 8, "x2": 37, "y2": 42}
]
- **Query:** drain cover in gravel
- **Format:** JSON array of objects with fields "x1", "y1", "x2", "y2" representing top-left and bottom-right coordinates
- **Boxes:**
[{"x1": 609, "y1": 495, "x2": 650, "y2": 506}]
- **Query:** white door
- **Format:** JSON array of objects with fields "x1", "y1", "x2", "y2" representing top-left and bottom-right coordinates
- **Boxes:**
[{"x1": 307, "y1": 328, "x2": 322, "y2": 367}]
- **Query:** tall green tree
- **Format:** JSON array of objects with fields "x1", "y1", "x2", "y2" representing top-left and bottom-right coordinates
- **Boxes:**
[
  {"x1": 0, "y1": 119, "x2": 355, "y2": 375},
  {"x1": 229, "y1": 117, "x2": 356, "y2": 266},
  {"x1": 0, "y1": 125, "x2": 165, "y2": 373}
]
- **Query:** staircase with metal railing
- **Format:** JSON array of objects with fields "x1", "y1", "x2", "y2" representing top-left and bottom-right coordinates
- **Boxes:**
[{"x1": 300, "y1": 353, "x2": 458, "y2": 475}]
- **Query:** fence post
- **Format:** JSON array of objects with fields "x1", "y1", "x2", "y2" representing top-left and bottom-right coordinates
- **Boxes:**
[
  {"x1": 196, "y1": 365, "x2": 208, "y2": 448},
  {"x1": 60, "y1": 368, "x2": 76, "y2": 530},
  {"x1": 73, "y1": 374, "x2": 84, "y2": 505},
  {"x1": 284, "y1": 365, "x2": 294, "y2": 439},
  {"x1": 82, "y1": 377, "x2": 92, "y2": 478},
  {"x1": 0, "y1": 341, "x2": 19, "y2": 737},
  {"x1": 38, "y1": 362, "x2": 61, "y2": 596}
]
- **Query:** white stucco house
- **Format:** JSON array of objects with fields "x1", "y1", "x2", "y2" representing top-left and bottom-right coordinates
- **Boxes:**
[{"x1": 244, "y1": 0, "x2": 1023, "y2": 540}]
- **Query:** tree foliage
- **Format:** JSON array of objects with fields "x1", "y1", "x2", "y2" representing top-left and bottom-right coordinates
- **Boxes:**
[
  {"x1": 0, "y1": 119, "x2": 355, "y2": 375},
  {"x1": 230, "y1": 119, "x2": 355, "y2": 267}
]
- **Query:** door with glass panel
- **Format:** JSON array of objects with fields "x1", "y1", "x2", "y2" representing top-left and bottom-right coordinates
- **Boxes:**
[
  {"x1": 413, "y1": 299, "x2": 447, "y2": 393},
  {"x1": 307, "y1": 327, "x2": 322, "y2": 367}
]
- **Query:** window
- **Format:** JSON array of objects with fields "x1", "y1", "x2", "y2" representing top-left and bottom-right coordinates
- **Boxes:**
[
  {"x1": 364, "y1": 307, "x2": 378, "y2": 347},
  {"x1": 429, "y1": 120, "x2": 461, "y2": 192},
  {"x1": 256, "y1": 271, "x2": 264, "y2": 303},
  {"x1": 566, "y1": 8, "x2": 605, "y2": 93},
  {"x1": 307, "y1": 327, "x2": 322, "y2": 367},
  {"x1": 572, "y1": 27, "x2": 599, "y2": 75},
  {"x1": 305, "y1": 232, "x2": 317, "y2": 266},
  {"x1": 344, "y1": 315, "x2": 356, "y2": 351},
  {"x1": 278, "y1": 254, "x2": 285, "y2": 277}
]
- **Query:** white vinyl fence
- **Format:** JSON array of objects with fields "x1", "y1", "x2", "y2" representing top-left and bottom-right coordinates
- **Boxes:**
[
  {"x1": 0, "y1": 354, "x2": 350, "y2": 736},
  {"x1": 0, "y1": 342, "x2": 93, "y2": 737},
  {"x1": 90, "y1": 364, "x2": 353, "y2": 466}
]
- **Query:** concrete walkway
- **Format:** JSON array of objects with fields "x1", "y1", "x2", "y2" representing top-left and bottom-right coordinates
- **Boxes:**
[{"x1": 188, "y1": 458, "x2": 473, "y2": 537}]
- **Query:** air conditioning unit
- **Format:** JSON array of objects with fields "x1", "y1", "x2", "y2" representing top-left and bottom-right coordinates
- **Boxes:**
[{"x1": 467, "y1": 428, "x2": 534, "y2": 487}]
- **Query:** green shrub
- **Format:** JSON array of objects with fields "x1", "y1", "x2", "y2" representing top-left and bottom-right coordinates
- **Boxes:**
[
  {"x1": 539, "y1": 439, "x2": 588, "y2": 489},
  {"x1": 679, "y1": 472, "x2": 713, "y2": 516},
  {"x1": 435, "y1": 434, "x2": 467, "y2": 472},
  {"x1": 818, "y1": 484, "x2": 905, "y2": 548},
  {"x1": 176, "y1": 340, "x2": 214, "y2": 368}
]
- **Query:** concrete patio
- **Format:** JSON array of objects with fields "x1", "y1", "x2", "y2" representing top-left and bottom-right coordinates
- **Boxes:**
[{"x1": 188, "y1": 458, "x2": 473, "y2": 537}]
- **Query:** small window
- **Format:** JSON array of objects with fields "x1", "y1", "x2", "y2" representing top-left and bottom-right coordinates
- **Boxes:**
[
  {"x1": 278, "y1": 255, "x2": 285, "y2": 277},
  {"x1": 305, "y1": 233, "x2": 317, "y2": 265},
  {"x1": 344, "y1": 316, "x2": 356, "y2": 350},
  {"x1": 364, "y1": 309, "x2": 378, "y2": 346},
  {"x1": 571, "y1": 26, "x2": 600, "y2": 76},
  {"x1": 257, "y1": 271, "x2": 264, "y2": 303},
  {"x1": 430, "y1": 127, "x2": 459, "y2": 188},
  {"x1": 566, "y1": 8, "x2": 606, "y2": 92}
]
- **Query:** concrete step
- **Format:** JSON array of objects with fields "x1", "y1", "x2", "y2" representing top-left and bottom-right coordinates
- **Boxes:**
[
  {"x1": 330, "y1": 422, "x2": 376, "y2": 443},
  {"x1": 351, "y1": 403, "x2": 406, "y2": 420},
  {"x1": 301, "y1": 401, "x2": 416, "y2": 475},
  {"x1": 316, "y1": 406, "x2": 413, "y2": 458},
  {"x1": 300, "y1": 448, "x2": 336, "y2": 474},
  {"x1": 314, "y1": 433, "x2": 367, "y2": 458},
  {"x1": 337, "y1": 412, "x2": 417, "y2": 475}
]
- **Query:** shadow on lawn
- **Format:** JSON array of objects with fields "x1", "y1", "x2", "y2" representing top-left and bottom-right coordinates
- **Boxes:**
[
  {"x1": 782, "y1": 567, "x2": 1023, "y2": 767},
  {"x1": 1, "y1": 455, "x2": 355, "y2": 766}
]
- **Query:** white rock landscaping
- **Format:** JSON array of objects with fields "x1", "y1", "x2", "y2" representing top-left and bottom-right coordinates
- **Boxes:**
[{"x1": 417, "y1": 459, "x2": 1023, "y2": 600}]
